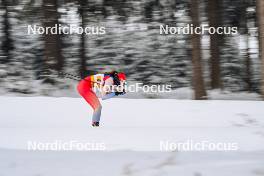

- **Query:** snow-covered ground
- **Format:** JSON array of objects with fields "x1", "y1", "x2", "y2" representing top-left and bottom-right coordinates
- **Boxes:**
[{"x1": 0, "y1": 97, "x2": 264, "y2": 176}]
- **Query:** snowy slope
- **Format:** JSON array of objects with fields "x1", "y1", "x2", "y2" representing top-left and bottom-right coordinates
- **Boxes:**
[
  {"x1": 1, "y1": 150, "x2": 264, "y2": 176},
  {"x1": 0, "y1": 97, "x2": 264, "y2": 176}
]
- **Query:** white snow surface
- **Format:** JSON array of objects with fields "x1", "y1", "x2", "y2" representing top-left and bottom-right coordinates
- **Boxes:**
[{"x1": 0, "y1": 97, "x2": 264, "y2": 176}]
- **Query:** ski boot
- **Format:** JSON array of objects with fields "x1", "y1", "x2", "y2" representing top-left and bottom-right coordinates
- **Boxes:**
[{"x1": 92, "y1": 122, "x2": 100, "y2": 127}]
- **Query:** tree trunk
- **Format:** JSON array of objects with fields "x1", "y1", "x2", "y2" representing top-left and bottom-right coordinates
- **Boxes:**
[
  {"x1": 1, "y1": 0, "x2": 13, "y2": 64},
  {"x1": 43, "y1": 0, "x2": 63, "y2": 73},
  {"x1": 79, "y1": 0, "x2": 87, "y2": 78},
  {"x1": 240, "y1": 1, "x2": 251, "y2": 91},
  {"x1": 257, "y1": 0, "x2": 264, "y2": 98},
  {"x1": 208, "y1": 0, "x2": 221, "y2": 89},
  {"x1": 190, "y1": 0, "x2": 207, "y2": 100},
  {"x1": 245, "y1": 31, "x2": 252, "y2": 91}
]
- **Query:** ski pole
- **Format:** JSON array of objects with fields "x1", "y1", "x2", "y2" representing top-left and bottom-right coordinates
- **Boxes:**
[{"x1": 58, "y1": 71, "x2": 102, "y2": 85}]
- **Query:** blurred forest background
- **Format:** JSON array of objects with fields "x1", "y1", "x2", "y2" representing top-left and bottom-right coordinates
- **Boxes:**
[{"x1": 0, "y1": 0, "x2": 264, "y2": 99}]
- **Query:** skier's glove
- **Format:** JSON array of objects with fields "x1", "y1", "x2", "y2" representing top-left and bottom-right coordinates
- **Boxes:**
[{"x1": 115, "y1": 90, "x2": 126, "y2": 96}]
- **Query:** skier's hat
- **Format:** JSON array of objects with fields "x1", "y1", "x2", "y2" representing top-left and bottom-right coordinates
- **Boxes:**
[{"x1": 117, "y1": 72, "x2": 126, "y2": 81}]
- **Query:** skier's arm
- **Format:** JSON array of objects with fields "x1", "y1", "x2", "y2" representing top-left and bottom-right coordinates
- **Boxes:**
[{"x1": 101, "y1": 77, "x2": 115, "y2": 100}]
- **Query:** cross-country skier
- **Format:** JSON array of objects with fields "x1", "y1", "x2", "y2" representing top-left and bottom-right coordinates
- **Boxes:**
[{"x1": 77, "y1": 71, "x2": 126, "y2": 127}]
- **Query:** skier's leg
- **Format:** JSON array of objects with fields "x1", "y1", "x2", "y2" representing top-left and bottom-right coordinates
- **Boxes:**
[
  {"x1": 77, "y1": 79, "x2": 102, "y2": 124},
  {"x1": 92, "y1": 105, "x2": 102, "y2": 123}
]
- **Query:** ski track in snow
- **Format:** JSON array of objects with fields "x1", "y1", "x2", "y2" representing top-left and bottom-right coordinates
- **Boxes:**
[{"x1": 0, "y1": 97, "x2": 264, "y2": 176}]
